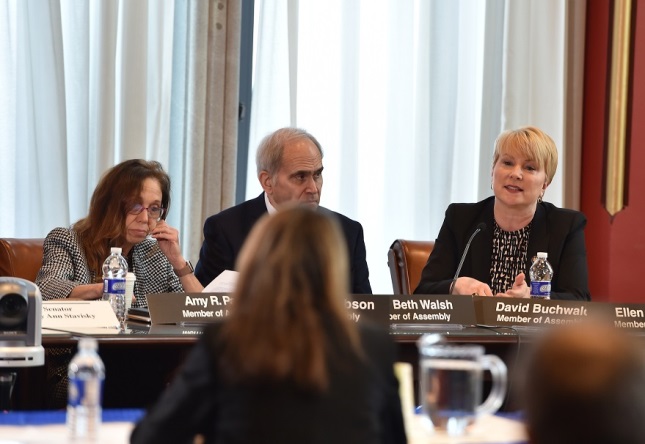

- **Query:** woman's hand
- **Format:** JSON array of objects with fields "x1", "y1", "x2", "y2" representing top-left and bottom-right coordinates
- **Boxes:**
[
  {"x1": 496, "y1": 272, "x2": 530, "y2": 298},
  {"x1": 151, "y1": 220, "x2": 185, "y2": 270},
  {"x1": 151, "y1": 220, "x2": 204, "y2": 292},
  {"x1": 452, "y1": 277, "x2": 494, "y2": 296},
  {"x1": 68, "y1": 283, "x2": 103, "y2": 300}
]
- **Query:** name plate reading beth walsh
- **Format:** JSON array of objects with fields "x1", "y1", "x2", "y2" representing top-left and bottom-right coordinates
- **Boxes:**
[
  {"x1": 389, "y1": 294, "x2": 476, "y2": 326},
  {"x1": 476, "y1": 296, "x2": 590, "y2": 327}
]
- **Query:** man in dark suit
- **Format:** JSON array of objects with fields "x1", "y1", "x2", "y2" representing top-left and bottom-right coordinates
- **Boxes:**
[{"x1": 195, "y1": 127, "x2": 372, "y2": 293}]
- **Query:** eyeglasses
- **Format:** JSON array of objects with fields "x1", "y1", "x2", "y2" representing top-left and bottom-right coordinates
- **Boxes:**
[{"x1": 128, "y1": 204, "x2": 166, "y2": 221}]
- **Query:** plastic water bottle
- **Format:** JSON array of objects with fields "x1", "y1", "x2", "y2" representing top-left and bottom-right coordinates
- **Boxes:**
[
  {"x1": 67, "y1": 337, "x2": 105, "y2": 441},
  {"x1": 529, "y1": 252, "x2": 553, "y2": 299},
  {"x1": 101, "y1": 247, "x2": 128, "y2": 327}
]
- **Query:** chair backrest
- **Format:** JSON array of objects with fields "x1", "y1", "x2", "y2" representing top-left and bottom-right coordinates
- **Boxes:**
[
  {"x1": 387, "y1": 239, "x2": 434, "y2": 294},
  {"x1": 0, "y1": 238, "x2": 45, "y2": 282}
]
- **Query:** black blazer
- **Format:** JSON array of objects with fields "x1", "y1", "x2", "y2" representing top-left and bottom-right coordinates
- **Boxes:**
[
  {"x1": 130, "y1": 322, "x2": 407, "y2": 444},
  {"x1": 414, "y1": 197, "x2": 590, "y2": 300},
  {"x1": 195, "y1": 193, "x2": 372, "y2": 294}
]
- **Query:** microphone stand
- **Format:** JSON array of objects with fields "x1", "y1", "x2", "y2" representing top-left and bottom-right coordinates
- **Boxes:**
[
  {"x1": 0, "y1": 371, "x2": 17, "y2": 411},
  {"x1": 449, "y1": 223, "x2": 486, "y2": 294}
]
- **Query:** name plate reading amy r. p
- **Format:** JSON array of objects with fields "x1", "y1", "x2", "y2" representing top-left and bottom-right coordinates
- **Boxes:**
[
  {"x1": 389, "y1": 294, "x2": 476, "y2": 326},
  {"x1": 146, "y1": 293, "x2": 233, "y2": 324},
  {"x1": 147, "y1": 293, "x2": 391, "y2": 325},
  {"x1": 476, "y1": 296, "x2": 590, "y2": 327},
  {"x1": 42, "y1": 300, "x2": 120, "y2": 329}
]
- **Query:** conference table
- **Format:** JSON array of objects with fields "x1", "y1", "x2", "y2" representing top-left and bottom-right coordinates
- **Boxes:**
[
  {"x1": 8, "y1": 322, "x2": 528, "y2": 412},
  {"x1": 13, "y1": 292, "x2": 644, "y2": 412},
  {"x1": 4, "y1": 320, "x2": 530, "y2": 443},
  {"x1": 0, "y1": 408, "x2": 527, "y2": 443},
  {"x1": 7, "y1": 293, "x2": 643, "y2": 444}
]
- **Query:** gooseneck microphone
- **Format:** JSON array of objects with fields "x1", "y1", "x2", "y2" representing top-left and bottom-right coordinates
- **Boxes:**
[{"x1": 449, "y1": 222, "x2": 487, "y2": 294}]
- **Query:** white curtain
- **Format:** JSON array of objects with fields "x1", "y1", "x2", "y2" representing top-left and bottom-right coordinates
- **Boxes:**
[
  {"x1": 0, "y1": 0, "x2": 240, "y2": 265},
  {"x1": 248, "y1": 0, "x2": 585, "y2": 294},
  {"x1": 0, "y1": 0, "x2": 175, "y2": 235}
]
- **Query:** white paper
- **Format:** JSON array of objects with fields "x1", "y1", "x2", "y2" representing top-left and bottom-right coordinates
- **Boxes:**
[
  {"x1": 0, "y1": 421, "x2": 134, "y2": 444},
  {"x1": 202, "y1": 270, "x2": 238, "y2": 293},
  {"x1": 42, "y1": 301, "x2": 120, "y2": 330}
]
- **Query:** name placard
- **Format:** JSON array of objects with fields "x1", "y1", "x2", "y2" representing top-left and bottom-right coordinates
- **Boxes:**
[
  {"x1": 346, "y1": 294, "x2": 391, "y2": 327},
  {"x1": 475, "y1": 296, "x2": 590, "y2": 327},
  {"x1": 389, "y1": 294, "x2": 476, "y2": 327},
  {"x1": 145, "y1": 292, "x2": 645, "y2": 333},
  {"x1": 147, "y1": 293, "x2": 392, "y2": 326},
  {"x1": 42, "y1": 301, "x2": 120, "y2": 330},
  {"x1": 598, "y1": 302, "x2": 645, "y2": 331},
  {"x1": 146, "y1": 293, "x2": 232, "y2": 324}
]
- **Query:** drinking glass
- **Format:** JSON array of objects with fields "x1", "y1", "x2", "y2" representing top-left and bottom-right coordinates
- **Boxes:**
[{"x1": 417, "y1": 335, "x2": 507, "y2": 436}]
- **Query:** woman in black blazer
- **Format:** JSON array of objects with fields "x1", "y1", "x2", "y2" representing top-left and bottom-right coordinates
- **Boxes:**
[
  {"x1": 131, "y1": 207, "x2": 407, "y2": 444},
  {"x1": 415, "y1": 126, "x2": 590, "y2": 300}
]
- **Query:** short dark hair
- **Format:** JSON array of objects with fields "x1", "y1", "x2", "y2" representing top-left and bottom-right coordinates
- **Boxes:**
[{"x1": 524, "y1": 322, "x2": 645, "y2": 444}]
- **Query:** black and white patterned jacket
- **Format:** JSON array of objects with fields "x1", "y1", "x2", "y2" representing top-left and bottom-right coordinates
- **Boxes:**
[{"x1": 35, "y1": 227, "x2": 183, "y2": 307}]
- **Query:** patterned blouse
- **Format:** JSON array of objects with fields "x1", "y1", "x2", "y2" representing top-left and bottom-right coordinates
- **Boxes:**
[
  {"x1": 36, "y1": 227, "x2": 184, "y2": 307},
  {"x1": 489, "y1": 221, "x2": 531, "y2": 295}
]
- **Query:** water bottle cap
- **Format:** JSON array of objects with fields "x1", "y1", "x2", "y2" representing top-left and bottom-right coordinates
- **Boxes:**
[
  {"x1": 78, "y1": 337, "x2": 98, "y2": 351},
  {"x1": 537, "y1": 252, "x2": 548, "y2": 258},
  {"x1": 110, "y1": 247, "x2": 122, "y2": 254}
]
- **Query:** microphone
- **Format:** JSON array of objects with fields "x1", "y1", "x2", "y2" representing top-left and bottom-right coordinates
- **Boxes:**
[{"x1": 449, "y1": 222, "x2": 487, "y2": 295}]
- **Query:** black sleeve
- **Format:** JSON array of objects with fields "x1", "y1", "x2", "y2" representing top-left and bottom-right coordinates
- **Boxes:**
[
  {"x1": 350, "y1": 222, "x2": 373, "y2": 294},
  {"x1": 414, "y1": 205, "x2": 458, "y2": 294},
  {"x1": 130, "y1": 336, "x2": 216, "y2": 444},
  {"x1": 381, "y1": 344, "x2": 408, "y2": 444},
  {"x1": 550, "y1": 212, "x2": 590, "y2": 301},
  {"x1": 194, "y1": 216, "x2": 236, "y2": 286}
]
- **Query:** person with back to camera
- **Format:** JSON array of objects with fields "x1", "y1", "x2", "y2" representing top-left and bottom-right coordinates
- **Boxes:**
[
  {"x1": 414, "y1": 126, "x2": 590, "y2": 300},
  {"x1": 131, "y1": 206, "x2": 407, "y2": 444},
  {"x1": 194, "y1": 127, "x2": 372, "y2": 294},
  {"x1": 36, "y1": 159, "x2": 203, "y2": 305},
  {"x1": 524, "y1": 321, "x2": 645, "y2": 444}
]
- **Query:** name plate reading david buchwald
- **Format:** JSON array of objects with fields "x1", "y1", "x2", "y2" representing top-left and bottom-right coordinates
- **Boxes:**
[
  {"x1": 389, "y1": 294, "x2": 476, "y2": 326},
  {"x1": 476, "y1": 297, "x2": 589, "y2": 327}
]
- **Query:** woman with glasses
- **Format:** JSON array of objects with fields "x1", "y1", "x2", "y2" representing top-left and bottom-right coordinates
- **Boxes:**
[{"x1": 36, "y1": 159, "x2": 203, "y2": 305}]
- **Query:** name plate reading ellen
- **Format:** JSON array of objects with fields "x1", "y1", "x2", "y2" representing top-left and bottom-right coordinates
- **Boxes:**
[
  {"x1": 42, "y1": 301, "x2": 120, "y2": 330},
  {"x1": 475, "y1": 296, "x2": 589, "y2": 327},
  {"x1": 389, "y1": 294, "x2": 476, "y2": 326},
  {"x1": 146, "y1": 293, "x2": 232, "y2": 324},
  {"x1": 597, "y1": 303, "x2": 645, "y2": 331}
]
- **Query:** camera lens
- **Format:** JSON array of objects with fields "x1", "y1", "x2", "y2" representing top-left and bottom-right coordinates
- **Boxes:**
[{"x1": 0, "y1": 293, "x2": 28, "y2": 329}]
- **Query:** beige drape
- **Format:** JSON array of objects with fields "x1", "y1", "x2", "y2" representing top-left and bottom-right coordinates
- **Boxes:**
[
  {"x1": 170, "y1": 0, "x2": 241, "y2": 263},
  {"x1": 562, "y1": 0, "x2": 587, "y2": 210}
]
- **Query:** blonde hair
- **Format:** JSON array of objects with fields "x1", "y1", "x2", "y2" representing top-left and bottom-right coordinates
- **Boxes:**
[
  {"x1": 219, "y1": 206, "x2": 360, "y2": 392},
  {"x1": 493, "y1": 126, "x2": 558, "y2": 185}
]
